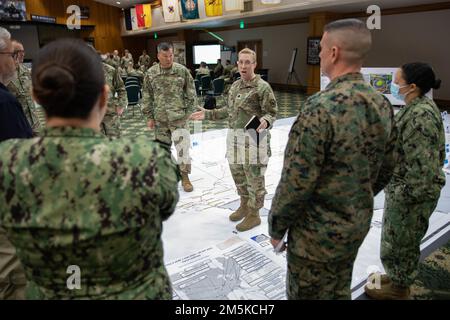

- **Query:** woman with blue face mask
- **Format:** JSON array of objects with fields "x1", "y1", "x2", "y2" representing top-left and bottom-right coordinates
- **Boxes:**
[{"x1": 365, "y1": 63, "x2": 444, "y2": 300}]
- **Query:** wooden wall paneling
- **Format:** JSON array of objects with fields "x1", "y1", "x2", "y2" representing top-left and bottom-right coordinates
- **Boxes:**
[
  {"x1": 306, "y1": 12, "x2": 342, "y2": 95},
  {"x1": 24, "y1": 0, "x2": 124, "y2": 53}
]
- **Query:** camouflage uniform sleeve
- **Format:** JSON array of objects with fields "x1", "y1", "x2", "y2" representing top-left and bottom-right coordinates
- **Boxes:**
[
  {"x1": 142, "y1": 73, "x2": 155, "y2": 120},
  {"x1": 113, "y1": 69, "x2": 127, "y2": 109},
  {"x1": 401, "y1": 111, "x2": 443, "y2": 202},
  {"x1": 373, "y1": 119, "x2": 397, "y2": 195},
  {"x1": 184, "y1": 68, "x2": 198, "y2": 115},
  {"x1": 204, "y1": 107, "x2": 228, "y2": 120},
  {"x1": 259, "y1": 84, "x2": 277, "y2": 128},
  {"x1": 155, "y1": 145, "x2": 180, "y2": 221},
  {"x1": 268, "y1": 102, "x2": 329, "y2": 239}
]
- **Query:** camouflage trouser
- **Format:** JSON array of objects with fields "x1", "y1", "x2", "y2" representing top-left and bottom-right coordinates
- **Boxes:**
[
  {"x1": 226, "y1": 132, "x2": 270, "y2": 210},
  {"x1": 102, "y1": 113, "x2": 121, "y2": 138},
  {"x1": 0, "y1": 228, "x2": 27, "y2": 300},
  {"x1": 154, "y1": 119, "x2": 191, "y2": 174},
  {"x1": 229, "y1": 164, "x2": 267, "y2": 210},
  {"x1": 381, "y1": 191, "x2": 439, "y2": 287},
  {"x1": 286, "y1": 254, "x2": 355, "y2": 300}
]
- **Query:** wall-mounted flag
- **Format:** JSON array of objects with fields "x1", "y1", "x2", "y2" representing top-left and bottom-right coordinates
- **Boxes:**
[
  {"x1": 124, "y1": 9, "x2": 132, "y2": 30},
  {"x1": 162, "y1": 0, "x2": 181, "y2": 22},
  {"x1": 135, "y1": 4, "x2": 145, "y2": 27},
  {"x1": 224, "y1": 0, "x2": 244, "y2": 11},
  {"x1": 181, "y1": 0, "x2": 199, "y2": 19},
  {"x1": 204, "y1": 0, "x2": 223, "y2": 17},
  {"x1": 143, "y1": 3, "x2": 152, "y2": 27},
  {"x1": 130, "y1": 7, "x2": 138, "y2": 30},
  {"x1": 261, "y1": 0, "x2": 281, "y2": 4}
]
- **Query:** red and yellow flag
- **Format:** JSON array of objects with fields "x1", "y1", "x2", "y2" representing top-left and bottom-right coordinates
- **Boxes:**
[
  {"x1": 135, "y1": 4, "x2": 152, "y2": 28},
  {"x1": 143, "y1": 4, "x2": 152, "y2": 28}
]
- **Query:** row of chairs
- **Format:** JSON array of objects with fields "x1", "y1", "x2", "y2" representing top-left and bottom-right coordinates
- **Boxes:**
[
  {"x1": 124, "y1": 74, "x2": 228, "y2": 117},
  {"x1": 194, "y1": 76, "x2": 226, "y2": 106}
]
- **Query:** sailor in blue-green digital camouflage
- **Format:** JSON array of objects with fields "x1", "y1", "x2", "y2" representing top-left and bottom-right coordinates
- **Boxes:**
[
  {"x1": 192, "y1": 48, "x2": 277, "y2": 232},
  {"x1": 0, "y1": 129, "x2": 179, "y2": 299},
  {"x1": 269, "y1": 19, "x2": 397, "y2": 299},
  {"x1": 365, "y1": 63, "x2": 445, "y2": 300},
  {"x1": 7, "y1": 40, "x2": 41, "y2": 134},
  {"x1": 142, "y1": 42, "x2": 198, "y2": 192},
  {"x1": 0, "y1": 38, "x2": 180, "y2": 299},
  {"x1": 101, "y1": 61, "x2": 127, "y2": 138}
]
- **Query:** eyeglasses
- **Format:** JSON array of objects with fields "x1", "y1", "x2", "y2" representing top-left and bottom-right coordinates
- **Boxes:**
[
  {"x1": 237, "y1": 60, "x2": 255, "y2": 66},
  {"x1": 0, "y1": 52, "x2": 18, "y2": 60}
]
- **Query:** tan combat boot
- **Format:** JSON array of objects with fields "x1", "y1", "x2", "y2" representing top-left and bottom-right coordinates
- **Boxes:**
[
  {"x1": 367, "y1": 272, "x2": 391, "y2": 286},
  {"x1": 229, "y1": 199, "x2": 249, "y2": 222},
  {"x1": 364, "y1": 276, "x2": 411, "y2": 300},
  {"x1": 236, "y1": 209, "x2": 261, "y2": 232},
  {"x1": 181, "y1": 173, "x2": 193, "y2": 192}
]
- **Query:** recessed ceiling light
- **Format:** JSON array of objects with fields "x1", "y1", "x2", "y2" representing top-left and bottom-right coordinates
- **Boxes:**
[{"x1": 116, "y1": 1, "x2": 121, "y2": 4}]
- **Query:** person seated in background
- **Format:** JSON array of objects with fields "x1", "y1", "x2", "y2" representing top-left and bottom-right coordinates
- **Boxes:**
[
  {"x1": 127, "y1": 63, "x2": 145, "y2": 85},
  {"x1": 0, "y1": 38, "x2": 180, "y2": 299},
  {"x1": 222, "y1": 60, "x2": 237, "y2": 93},
  {"x1": 195, "y1": 61, "x2": 210, "y2": 77},
  {"x1": 223, "y1": 59, "x2": 234, "y2": 79},
  {"x1": 121, "y1": 49, "x2": 134, "y2": 68},
  {"x1": 111, "y1": 49, "x2": 121, "y2": 68},
  {"x1": 213, "y1": 59, "x2": 224, "y2": 79},
  {"x1": 138, "y1": 50, "x2": 151, "y2": 70}
]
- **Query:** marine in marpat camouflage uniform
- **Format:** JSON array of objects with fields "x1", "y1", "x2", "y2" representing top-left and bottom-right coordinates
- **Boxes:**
[
  {"x1": 7, "y1": 40, "x2": 41, "y2": 134},
  {"x1": 0, "y1": 39, "x2": 179, "y2": 299},
  {"x1": 101, "y1": 61, "x2": 127, "y2": 138},
  {"x1": 142, "y1": 42, "x2": 198, "y2": 192},
  {"x1": 191, "y1": 48, "x2": 277, "y2": 232},
  {"x1": 268, "y1": 19, "x2": 396, "y2": 299},
  {"x1": 365, "y1": 63, "x2": 445, "y2": 300}
]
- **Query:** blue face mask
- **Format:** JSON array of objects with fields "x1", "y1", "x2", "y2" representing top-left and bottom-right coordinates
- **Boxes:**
[{"x1": 390, "y1": 82, "x2": 410, "y2": 102}]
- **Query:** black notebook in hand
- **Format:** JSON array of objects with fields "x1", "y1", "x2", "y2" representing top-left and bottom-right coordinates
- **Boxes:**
[{"x1": 245, "y1": 115, "x2": 266, "y2": 146}]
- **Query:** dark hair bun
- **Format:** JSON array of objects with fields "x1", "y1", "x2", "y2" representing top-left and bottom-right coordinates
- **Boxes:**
[
  {"x1": 32, "y1": 38, "x2": 105, "y2": 119},
  {"x1": 34, "y1": 64, "x2": 76, "y2": 108},
  {"x1": 434, "y1": 79, "x2": 442, "y2": 90}
]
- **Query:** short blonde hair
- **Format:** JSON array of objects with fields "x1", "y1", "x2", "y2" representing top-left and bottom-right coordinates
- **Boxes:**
[{"x1": 238, "y1": 48, "x2": 256, "y2": 63}]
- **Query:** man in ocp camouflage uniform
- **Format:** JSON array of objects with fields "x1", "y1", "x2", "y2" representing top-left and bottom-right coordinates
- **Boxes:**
[
  {"x1": 7, "y1": 40, "x2": 41, "y2": 134},
  {"x1": 112, "y1": 50, "x2": 121, "y2": 68},
  {"x1": 191, "y1": 48, "x2": 277, "y2": 232},
  {"x1": 142, "y1": 42, "x2": 197, "y2": 192},
  {"x1": 268, "y1": 19, "x2": 397, "y2": 299},
  {"x1": 101, "y1": 60, "x2": 127, "y2": 138},
  {"x1": 138, "y1": 50, "x2": 151, "y2": 70},
  {"x1": 121, "y1": 49, "x2": 134, "y2": 69}
]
